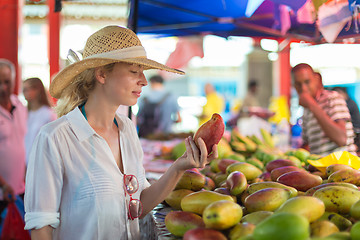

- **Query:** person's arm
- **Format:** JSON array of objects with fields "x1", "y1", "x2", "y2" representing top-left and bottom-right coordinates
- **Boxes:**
[
  {"x1": 31, "y1": 226, "x2": 53, "y2": 240},
  {"x1": 299, "y1": 92, "x2": 347, "y2": 147},
  {"x1": 0, "y1": 176, "x2": 15, "y2": 202},
  {"x1": 140, "y1": 137, "x2": 217, "y2": 217}
]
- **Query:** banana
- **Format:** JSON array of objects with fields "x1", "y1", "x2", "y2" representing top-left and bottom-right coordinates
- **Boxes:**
[
  {"x1": 260, "y1": 128, "x2": 274, "y2": 148},
  {"x1": 230, "y1": 141, "x2": 247, "y2": 153},
  {"x1": 250, "y1": 134, "x2": 264, "y2": 146},
  {"x1": 231, "y1": 129, "x2": 257, "y2": 152}
]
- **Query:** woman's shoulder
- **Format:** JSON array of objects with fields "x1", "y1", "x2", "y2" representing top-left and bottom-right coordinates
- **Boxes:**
[{"x1": 37, "y1": 114, "x2": 69, "y2": 137}]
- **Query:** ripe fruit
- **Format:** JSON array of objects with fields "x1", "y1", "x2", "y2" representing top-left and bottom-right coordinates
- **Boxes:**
[
  {"x1": 175, "y1": 170, "x2": 206, "y2": 191},
  {"x1": 310, "y1": 220, "x2": 339, "y2": 237},
  {"x1": 351, "y1": 221, "x2": 360, "y2": 240},
  {"x1": 194, "y1": 113, "x2": 225, "y2": 154},
  {"x1": 183, "y1": 228, "x2": 227, "y2": 240},
  {"x1": 165, "y1": 211, "x2": 205, "y2": 237},
  {"x1": 253, "y1": 212, "x2": 310, "y2": 240},
  {"x1": 226, "y1": 171, "x2": 247, "y2": 196},
  {"x1": 277, "y1": 171, "x2": 322, "y2": 192},
  {"x1": 181, "y1": 190, "x2": 235, "y2": 215},
  {"x1": 165, "y1": 189, "x2": 194, "y2": 210},
  {"x1": 203, "y1": 200, "x2": 243, "y2": 230},
  {"x1": 244, "y1": 188, "x2": 291, "y2": 212},
  {"x1": 313, "y1": 186, "x2": 360, "y2": 214},
  {"x1": 276, "y1": 196, "x2": 325, "y2": 222},
  {"x1": 270, "y1": 166, "x2": 304, "y2": 182},
  {"x1": 226, "y1": 162, "x2": 262, "y2": 181},
  {"x1": 265, "y1": 159, "x2": 298, "y2": 172}
]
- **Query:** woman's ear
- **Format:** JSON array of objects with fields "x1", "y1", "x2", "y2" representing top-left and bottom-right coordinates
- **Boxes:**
[{"x1": 94, "y1": 67, "x2": 106, "y2": 84}]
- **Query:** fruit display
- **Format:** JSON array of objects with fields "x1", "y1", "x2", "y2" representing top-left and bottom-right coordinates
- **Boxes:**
[{"x1": 158, "y1": 127, "x2": 360, "y2": 240}]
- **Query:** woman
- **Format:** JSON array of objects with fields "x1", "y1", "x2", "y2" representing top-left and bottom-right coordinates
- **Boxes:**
[
  {"x1": 24, "y1": 26, "x2": 217, "y2": 240},
  {"x1": 23, "y1": 77, "x2": 57, "y2": 165}
]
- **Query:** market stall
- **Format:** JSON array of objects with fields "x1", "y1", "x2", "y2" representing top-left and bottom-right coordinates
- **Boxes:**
[{"x1": 140, "y1": 122, "x2": 360, "y2": 239}]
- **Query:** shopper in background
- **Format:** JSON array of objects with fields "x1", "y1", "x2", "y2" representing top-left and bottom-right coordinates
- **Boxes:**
[
  {"x1": 333, "y1": 86, "x2": 360, "y2": 153},
  {"x1": 0, "y1": 59, "x2": 27, "y2": 217},
  {"x1": 23, "y1": 77, "x2": 57, "y2": 165},
  {"x1": 292, "y1": 63, "x2": 357, "y2": 155},
  {"x1": 242, "y1": 79, "x2": 260, "y2": 109},
  {"x1": 137, "y1": 75, "x2": 181, "y2": 137},
  {"x1": 198, "y1": 82, "x2": 225, "y2": 126},
  {"x1": 226, "y1": 79, "x2": 262, "y2": 128},
  {"x1": 24, "y1": 25, "x2": 217, "y2": 240}
]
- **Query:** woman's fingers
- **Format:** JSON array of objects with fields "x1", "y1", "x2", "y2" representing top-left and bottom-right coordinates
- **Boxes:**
[
  {"x1": 184, "y1": 137, "x2": 194, "y2": 160},
  {"x1": 208, "y1": 144, "x2": 219, "y2": 162},
  {"x1": 188, "y1": 137, "x2": 200, "y2": 164},
  {"x1": 196, "y1": 138, "x2": 208, "y2": 168}
]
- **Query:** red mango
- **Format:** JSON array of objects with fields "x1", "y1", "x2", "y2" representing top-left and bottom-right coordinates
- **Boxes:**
[
  {"x1": 270, "y1": 166, "x2": 303, "y2": 182},
  {"x1": 266, "y1": 159, "x2": 298, "y2": 173},
  {"x1": 218, "y1": 159, "x2": 239, "y2": 173},
  {"x1": 183, "y1": 228, "x2": 227, "y2": 240},
  {"x1": 194, "y1": 113, "x2": 225, "y2": 154}
]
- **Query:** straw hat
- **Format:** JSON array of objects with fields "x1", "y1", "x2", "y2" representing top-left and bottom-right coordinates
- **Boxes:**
[{"x1": 49, "y1": 25, "x2": 185, "y2": 99}]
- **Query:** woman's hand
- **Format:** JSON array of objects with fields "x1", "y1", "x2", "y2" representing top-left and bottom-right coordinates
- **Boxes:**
[
  {"x1": 2, "y1": 183, "x2": 15, "y2": 202},
  {"x1": 174, "y1": 136, "x2": 218, "y2": 172},
  {"x1": 140, "y1": 136, "x2": 218, "y2": 216}
]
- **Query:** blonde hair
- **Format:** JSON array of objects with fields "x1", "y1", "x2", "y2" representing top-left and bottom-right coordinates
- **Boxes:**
[{"x1": 55, "y1": 63, "x2": 115, "y2": 117}]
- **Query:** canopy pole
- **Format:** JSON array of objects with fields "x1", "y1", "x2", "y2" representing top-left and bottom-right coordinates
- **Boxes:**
[
  {"x1": 127, "y1": 0, "x2": 139, "y2": 119},
  {"x1": 128, "y1": 0, "x2": 139, "y2": 33},
  {"x1": 48, "y1": 0, "x2": 61, "y2": 84},
  {"x1": 0, "y1": 0, "x2": 23, "y2": 95},
  {"x1": 278, "y1": 40, "x2": 291, "y2": 106}
]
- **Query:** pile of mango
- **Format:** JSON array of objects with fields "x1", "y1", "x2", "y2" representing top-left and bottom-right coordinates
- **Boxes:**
[{"x1": 163, "y1": 129, "x2": 360, "y2": 240}]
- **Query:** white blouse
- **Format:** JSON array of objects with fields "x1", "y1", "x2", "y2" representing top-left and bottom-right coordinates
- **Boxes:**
[
  {"x1": 25, "y1": 105, "x2": 57, "y2": 165},
  {"x1": 24, "y1": 107, "x2": 150, "y2": 240}
]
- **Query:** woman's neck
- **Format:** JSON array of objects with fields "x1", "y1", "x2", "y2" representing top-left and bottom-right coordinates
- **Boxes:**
[{"x1": 84, "y1": 95, "x2": 118, "y2": 130}]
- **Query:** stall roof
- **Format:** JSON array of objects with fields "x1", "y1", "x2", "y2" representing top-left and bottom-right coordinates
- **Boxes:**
[{"x1": 130, "y1": 0, "x2": 360, "y2": 44}]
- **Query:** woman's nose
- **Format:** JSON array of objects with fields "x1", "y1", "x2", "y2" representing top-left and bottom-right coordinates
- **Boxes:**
[{"x1": 139, "y1": 73, "x2": 148, "y2": 86}]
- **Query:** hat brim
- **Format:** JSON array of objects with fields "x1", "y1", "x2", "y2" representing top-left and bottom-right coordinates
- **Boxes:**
[{"x1": 49, "y1": 57, "x2": 184, "y2": 99}]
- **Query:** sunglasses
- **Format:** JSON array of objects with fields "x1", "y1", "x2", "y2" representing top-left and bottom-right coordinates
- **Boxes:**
[{"x1": 124, "y1": 174, "x2": 143, "y2": 220}]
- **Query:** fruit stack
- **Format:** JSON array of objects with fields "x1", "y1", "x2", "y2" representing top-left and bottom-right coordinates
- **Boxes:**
[{"x1": 161, "y1": 115, "x2": 360, "y2": 240}]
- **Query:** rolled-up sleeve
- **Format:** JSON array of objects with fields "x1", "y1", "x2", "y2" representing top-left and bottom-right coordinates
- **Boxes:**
[{"x1": 24, "y1": 130, "x2": 64, "y2": 230}]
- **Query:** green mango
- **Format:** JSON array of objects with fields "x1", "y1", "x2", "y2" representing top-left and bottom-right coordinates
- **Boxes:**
[
  {"x1": 253, "y1": 212, "x2": 310, "y2": 240},
  {"x1": 241, "y1": 211, "x2": 273, "y2": 225},
  {"x1": 294, "y1": 148, "x2": 310, "y2": 163},
  {"x1": 276, "y1": 196, "x2": 325, "y2": 222},
  {"x1": 171, "y1": 141, "x2": 186, "y2": 159},
  {"x1": 351, "y1": 222, "x2": 360, "y2": 240}
]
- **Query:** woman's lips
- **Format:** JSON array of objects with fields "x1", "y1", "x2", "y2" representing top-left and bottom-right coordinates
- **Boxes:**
[{"x1": 133, "y1": 91, "x2": 141, "y2": 97}]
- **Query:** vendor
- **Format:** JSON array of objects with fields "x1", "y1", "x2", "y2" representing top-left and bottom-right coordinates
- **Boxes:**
[
  {"x1": 24, "y1": 25, "x2": 218, "y2": 240},
  {"x1": 291, "y1": 63, "x2": 357, "y2": 156}
]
